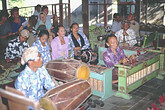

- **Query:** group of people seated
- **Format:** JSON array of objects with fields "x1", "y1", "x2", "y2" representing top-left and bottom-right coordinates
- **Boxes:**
[
  {"x1": 0, "y1": 6, "x2": 139, "y2": 104},
  {"x1": 111, "y1": 13, "x2": 139, "y2": 47}
]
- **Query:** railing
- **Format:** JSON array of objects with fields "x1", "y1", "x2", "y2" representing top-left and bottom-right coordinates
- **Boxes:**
[{"x1": 6, "y1": 3, "x2": 71, "y2": 29}]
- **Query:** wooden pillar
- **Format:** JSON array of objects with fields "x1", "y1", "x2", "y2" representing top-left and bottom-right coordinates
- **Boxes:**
[
  {"x1": 145, "y1": 0, "x2": 148, "y2": 24},
  {"x1": 2, "y1": 0, "x2": 7, "y2": 10},
  {"x1": 59, "y1": 0, "x2": 63, "y2": 25},
  {"x1": 82, "y1": 0, "x2": 89, "y2": 39},
  {"x1": 68, "y1": 0, "x2": 71, "y2": 27},
  {"x1": 104, "y1": 0, "x2": 107, "y2": 27},
  {"x1": 135, "y1": 0, "x2": 141, "y2": 22},
  {"x1": 55, "y1": 5, "x2": 57, "y2": 14}
]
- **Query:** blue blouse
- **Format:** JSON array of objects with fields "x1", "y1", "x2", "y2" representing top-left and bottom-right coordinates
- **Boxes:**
[
  {"x1": 32, "y1": 38, "x2": 51, "y2": 64},
  {"x1": 15, "y1": 66, "x2": 55, "y2": 101}
]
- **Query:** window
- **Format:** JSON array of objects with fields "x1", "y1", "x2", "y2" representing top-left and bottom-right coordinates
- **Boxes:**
[{"x1": 118, "y1": 0, "x2": 135, "y2": 17}]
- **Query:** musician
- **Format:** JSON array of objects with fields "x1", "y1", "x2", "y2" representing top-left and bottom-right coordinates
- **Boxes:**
[
  {"x1": 115, "y1": 20, "x2": 137, "y2": 47},
  {"x1": 111, "y1": 13, "x2": 121, "y2": 34},
  {"x1": 10, "y1": 7, "x2": 26, "y2": 33},
  {"x1": 103, "y1": 34, "x2": 128, "y2": 68},
  {"x1": 35, "y1": 12, "x2": 55, "y2": 45},
  {"x1": 128, "y1": 13, "x2": 140, "y2": 45},
  {"x1": 33, "y1": 4, "x2": 41, "y2": 19},
  {"x1": 103, "y1": 34, "x2": 136, "y2": 82},
  {"x1": 51, "y1": 25, "x2": 69, "y2": 60},
  {"x1": 68, "y1": 23, "x2": 90, "y2": 58},
  {"x1": 15, "y1": 46, "x2": 55, "y2": 101},
  {"x1": 5, "y1": 29, "x2": 29, "y2": 63},
  {"x1": 0, "y1": 10, "x2": 13, "y2": 54},
  {"x1": 32, "y1": 30, "x2": 51, "y2": 64}
]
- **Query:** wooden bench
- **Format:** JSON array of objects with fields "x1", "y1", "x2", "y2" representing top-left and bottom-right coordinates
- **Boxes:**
[{"x1": 0, "y1": 86, "x2": 41, "y2": 110}]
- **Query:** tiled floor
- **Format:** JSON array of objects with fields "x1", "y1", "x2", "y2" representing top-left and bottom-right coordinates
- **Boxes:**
[{"x1": 86, "y1": 78, "x2": 165, "y2": 110}]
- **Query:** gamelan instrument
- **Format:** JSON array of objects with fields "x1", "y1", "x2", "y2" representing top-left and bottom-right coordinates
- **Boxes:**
[
  {"x1": 39, "y1": 79, "x2": 92, "y2": 110},
  {"x1": 45, "y1": 59, "x2": 90, "y2": 82}
]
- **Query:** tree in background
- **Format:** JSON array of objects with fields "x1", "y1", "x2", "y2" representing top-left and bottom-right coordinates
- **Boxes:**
[{"x1": 8, "y1": 0, "x2": 33, "y2": 17}]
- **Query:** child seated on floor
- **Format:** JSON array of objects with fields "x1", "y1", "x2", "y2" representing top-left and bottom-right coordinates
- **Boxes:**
[{"x1": 103, "y1": 34, "x2": 136, "y2": 83}]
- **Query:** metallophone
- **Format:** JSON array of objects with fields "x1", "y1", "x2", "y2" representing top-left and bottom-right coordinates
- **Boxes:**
[
  {"x1": 92, "y1": 46, "x2": 164, "y2": 100},
  {"x1": 87, "y1": 46, "x2": 140, "y2": 100},
  {"x1": 114, "y1": 51, "x2": 160, "y2": 99}
]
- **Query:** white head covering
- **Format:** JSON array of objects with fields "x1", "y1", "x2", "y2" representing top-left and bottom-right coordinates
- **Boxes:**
[
  {"x1": 21, "y1": 46, "x2": 39, "y2": 65},
  {"x1": 20, "y1": 29, "x2": 30, "y2": 38}
]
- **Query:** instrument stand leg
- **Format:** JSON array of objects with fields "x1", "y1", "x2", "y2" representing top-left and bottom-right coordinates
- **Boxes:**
[
  {"x1": 114, "y1": 91, "x2": 132, "y2": 100},
  {"x1": 157, "y1": 70, "x2": 165, "y2": 80}
]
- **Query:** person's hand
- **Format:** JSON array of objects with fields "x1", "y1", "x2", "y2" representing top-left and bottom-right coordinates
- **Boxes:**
[
  {"x1": 73, "y1": 47, "x2": 81, "y2": 51},
  {"x1": 123, "y1": 30, "x2": 129, "y2": 36},
  {"x1": 18, "y1": 26, "x2": 24, "y2": 32},
  {"x1": 119, "y1": 58, "x2": 128, "y2": 64},
  {"x1": 6, "y1": 58, "x2": 10, "y2": 63},
  {"x1": 122, "y1": 58, "x2": 129, "y2": 64},
  {"x1": 8, "y1": 32, "x2": 13, "y2": 36},
  {"x1": 130, "y1": 54, "x2": 136, "y2": 60}
]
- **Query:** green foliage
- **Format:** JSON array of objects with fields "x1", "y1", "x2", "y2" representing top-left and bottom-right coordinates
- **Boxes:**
[
  {"x1": 0, "y1": 1, "x2": 2, "y2": 10},
  {"x1": 8, "y1": 0, "x2": 33, "y2": 17}
]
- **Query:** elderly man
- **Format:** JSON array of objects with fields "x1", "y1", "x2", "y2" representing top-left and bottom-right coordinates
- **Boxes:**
[
  {"x1": 5, "y1": 29, "x2": 29, "y2": 62},
  {"x1": 115, "y1": 20, "x2": 137, "y2": 47},
  {"x1": 128, "y1": 13, "x2": 140, "y2": 45},
  {"x1": 15, "y1": 46, "x2": 56, "y2": 101}
]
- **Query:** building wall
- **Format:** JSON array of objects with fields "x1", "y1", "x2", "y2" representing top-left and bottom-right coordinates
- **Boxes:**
[
  {"x1": 70, "y1": 0, "x2": 118, "y2": 26},
  {"x1": 140, "y1": 1, "x2": 164, "y2": 25}
]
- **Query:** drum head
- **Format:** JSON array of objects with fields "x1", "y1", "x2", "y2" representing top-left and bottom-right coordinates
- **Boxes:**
[
  {"x1": 76, "y1": 64, "x2": 90, "y2": 80},
  {"x1": 40, "y1": 97, "x2": 57, "y2": 110}
]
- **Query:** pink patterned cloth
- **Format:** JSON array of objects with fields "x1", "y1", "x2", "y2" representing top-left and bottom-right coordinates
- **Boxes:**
[{"x1": 51, "y1": 36, "x2": 69, "y2": 60}]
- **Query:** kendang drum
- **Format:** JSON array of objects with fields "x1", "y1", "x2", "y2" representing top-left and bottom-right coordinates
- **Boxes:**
[
  {"x1": 40, "y1": 79, "x2": 92, "y2": 110},
  {"x1": 45, "y1": 59, "x2": 90, "y2": 82}
]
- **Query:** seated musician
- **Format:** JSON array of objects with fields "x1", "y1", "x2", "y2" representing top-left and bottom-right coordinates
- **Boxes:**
[
  {"x1": 51, "y1": 25, "x2": 69, "y2": 60},
  {"x1": 35, "y1": 12, "x2": 55, "y2": 45},
  {"x1": 68, "y1": 23, "x2": 90, "y2": 58},
  {"x1": 5, "y1": 29, "x2": 29, "y2": 63},
  {"x1": 0, "y1": 10, "x2": 14, "y2": 54},
  {"x1": 103, "y1": 34, "x2": 135, "y2": 82},
  {"x1": 10, "y1": 7, "x2": 26, "y2": 33},
  {"x1": 115, "y1": 20, "x2": 137, "y2": 47},
  {"x1": 15, "y1": 46, "x2": 56, "y2": 101},
  {"x1": 32, "y1": 30, "x2": 51, "y2": 64}
]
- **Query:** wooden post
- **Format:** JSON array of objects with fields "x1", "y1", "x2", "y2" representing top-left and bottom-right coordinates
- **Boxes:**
[
  {"x1": 2, "y1": 0, "x2": 7, "y2": 10},
  {"x1": 82, "y1": 0, "x2": 89, "y2": 39},
  {"x1": 145, "y1": 0, "x2": 148, "y2": 24},
  {"x1": 135, "y1": 0, "x2": 141, "y2": 22},
  {"x1": 104, "y1": 0, "x2": 107, "y2": 27},
  {"x1": 59, "y1": 0, "x2": 63, "y2": 25},
  {"x1": 55, "y1": 5, "x2": 57, "y2": 14},
  {"x1": 68, "y1": 0, "x2": 71, "y2": 28}
]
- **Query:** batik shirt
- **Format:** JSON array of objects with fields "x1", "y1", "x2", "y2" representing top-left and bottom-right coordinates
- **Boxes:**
[
  {"x1": 5, "y1": 36, "x2": 29, "y2": 60},
  {"x1": 103, "y1": 46, "x2": 126, "y2": 68},
  {"x1": 32, "y1": 38, "x2": 51, "y2": 64},
  {"x1": 68, "y1": 32, "x2": 90, "y2": 57},
  {"x1": 15, "y1": 65, "x2": 55, "y2": 101},
  {"x1": 115, "y1": 29, "x2": 137, "y2": 47}
]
